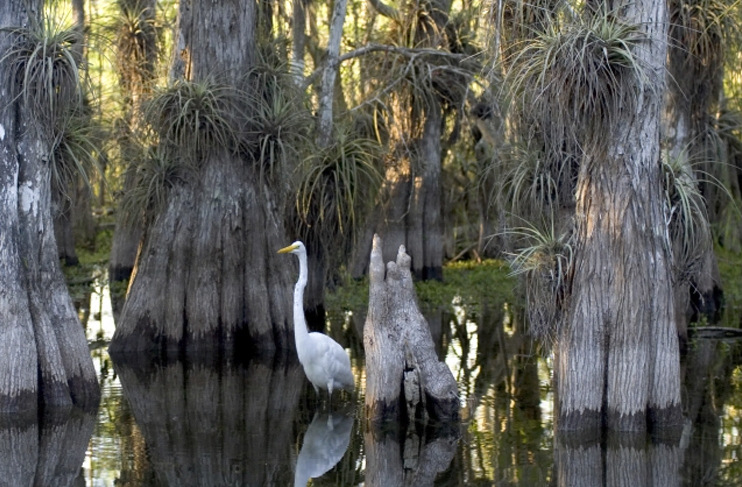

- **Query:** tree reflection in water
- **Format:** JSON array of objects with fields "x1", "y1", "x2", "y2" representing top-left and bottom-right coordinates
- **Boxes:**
[
  {"x1": 0, "y1": 409, "x2": 96, "y2": 487},
  {"x1": 75, "y1": 273, "x2": 742, "y2": 486}
]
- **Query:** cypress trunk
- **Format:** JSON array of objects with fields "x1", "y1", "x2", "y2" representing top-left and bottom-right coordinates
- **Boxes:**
[
  {"x1": 557, "y1": 0, "x2": 682, "y2": 431},
  {"x1": 109, "y1": 0, "x2": 297, "y2": 354},
  {"x1": 0, "y1": 0, "x2": 100, "y2": 414},
  {"x1": 364, "y1": 235, "x2": 459, "y2": 424}
]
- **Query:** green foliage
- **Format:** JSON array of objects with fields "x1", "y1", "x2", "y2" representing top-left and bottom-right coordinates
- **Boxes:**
[
  {"x1": 242, "y1": 63, "x2": 312, "y2": 182},
  {"x1": 119, "y1": 147, "x2": 186, "y2": 224},
  {"x1": 662, "y1": 150, "x2": 714, "y2": 282},
  {"x1": 1, "y1": 9, "x2": 105, "y2": 201},
  {"x1": 504, "y1": 218, "x2": 572, "y2": 340},
  {"x1": 715, "y1": 246, "x2": 742, "y2": 327},
  {"x1": 488, "y1": 144, "x2": 563, "y2": 219},
  {"x1": 62, "y1": 227, "x2": 113, "y2": 305},
  {"x1": 1, "y1": 13, "x2": 84, "y2": 134},
  {"x1": 325, "y1": 259, "x2": 516, "y2": 316},
  {"x1": 51, "y1": 109, "x2": 106, "y2": 199},
  {"x1": 143, "y1": 78, "x2": 245, "y2": 164},
  {"x1": 506, "y1": 11, "x2": 647, "y2": 151},
  {"x1": 111, "y1": 0, "x2": 160, "y2": 90},
  {"x1": 296, "y1": 125, "x2": 383, "y2": 237}
]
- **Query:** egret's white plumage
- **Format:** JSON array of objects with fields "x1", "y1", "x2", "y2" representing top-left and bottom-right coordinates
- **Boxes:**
[{"x1": 278, "y1": 241, "x2": 354, "y2": 399}]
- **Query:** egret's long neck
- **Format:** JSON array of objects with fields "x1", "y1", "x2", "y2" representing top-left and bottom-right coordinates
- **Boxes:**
[{"x1": 294, "y1": 251, "x2": 310, "y2": 358}]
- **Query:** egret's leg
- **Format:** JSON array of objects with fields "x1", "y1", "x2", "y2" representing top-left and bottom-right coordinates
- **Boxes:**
[{"x1": 327, "y1": 382, "x2": 334, "y2": 411}]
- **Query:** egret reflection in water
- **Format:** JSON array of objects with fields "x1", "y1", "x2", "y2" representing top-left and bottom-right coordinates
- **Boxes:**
[{"x1": 294, "y1": 411, "x2": 354, "y2": 487}]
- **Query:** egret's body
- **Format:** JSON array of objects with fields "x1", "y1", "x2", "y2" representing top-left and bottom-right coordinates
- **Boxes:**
[{"x1": 278, "y1": 241, "x2": 354, "y2": 398}]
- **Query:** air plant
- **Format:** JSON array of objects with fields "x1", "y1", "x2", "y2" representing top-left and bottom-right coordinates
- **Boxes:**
[
  {"x1": 662, "y1": 150, "x2": 714, "y2": 282},
  {"x1": 504, "y1": 217, "x2": 573, "y2": 341},
  {"x1": 143, "y1": 78, "x2": 246, "y2": 165},
  {"x1": 242, "y1": 64, "x2": 311, "y2": 184},
  {"x1": 1, "y1": 14, "x2": 84, "y2": 135},
  {"x1": 119, "y1": 147, "x2": 187, "y2": 224},
  {"x1": 50, "y1": 109, "x2": 106, "y2": 200},
  {"x1": 506, "y1": 11, "x2": 648, "y2": 152},
  {"x1": 296, "y1": 124, "x2": 383, "y2": 238}
]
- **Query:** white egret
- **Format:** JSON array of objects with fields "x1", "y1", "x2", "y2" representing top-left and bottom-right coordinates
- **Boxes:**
[{"x1": 278, "y1": 241, "x2": 354, "y2": 400}]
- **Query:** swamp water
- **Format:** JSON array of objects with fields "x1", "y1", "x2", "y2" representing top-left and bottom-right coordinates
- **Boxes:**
[{"x1": 27, "y1": 272, "x2": 742, "y2": 486}]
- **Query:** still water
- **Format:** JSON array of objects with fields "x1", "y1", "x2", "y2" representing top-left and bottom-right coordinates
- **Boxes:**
[{"x1": 56, "y1": 278, "x2": 742, "y2": 486}]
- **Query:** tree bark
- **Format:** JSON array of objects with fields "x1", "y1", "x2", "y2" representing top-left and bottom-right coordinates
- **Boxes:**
[
  {"x1": 353, "y1": 0, "x2": 450, "y2": 282},
  {"x1": 316, "y1": 0, "x2": 348, "y2": 148},
  {"x1": 110, "y1": 0, "x2": 295, "y2": 354},
  {"x1": 0, "y1": 0, "x2": 100, "y2": 414},
  {"x1": 556, "y1": 0, "x2": 682, "y2": 432},
  {"x1": 364, "y1": 234, "x2": 459, "y2": 425}
]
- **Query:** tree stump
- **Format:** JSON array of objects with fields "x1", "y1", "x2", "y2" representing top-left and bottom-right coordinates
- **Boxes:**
[{"x1": 364, "y1": 234, "x2": 459, "y2": 425}]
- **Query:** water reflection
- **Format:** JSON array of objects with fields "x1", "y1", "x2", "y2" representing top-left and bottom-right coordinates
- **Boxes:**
[
  {"x1": 294, "y1": 412, "x2": 353, "y2": 487},
  {"x1": 73, "y1": 273, "x2": 742, "y2": 485},
  {"x1": 554, "y1": 433, "x2": 683, "y2": 487},
  {"x1": 0, "y1": 409, "x2": 95, "y2": 487},
  {"x1": 111, "y1": 355, "x2": 304, "y2": 486}
]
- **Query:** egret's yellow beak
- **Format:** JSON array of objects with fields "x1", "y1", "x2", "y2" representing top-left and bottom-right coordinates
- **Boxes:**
[{"x1": 277, "y1": 243, "x2": 298, "y2": 254}]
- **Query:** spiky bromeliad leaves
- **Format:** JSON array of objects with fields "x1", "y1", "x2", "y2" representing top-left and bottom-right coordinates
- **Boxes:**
[
  {"x1": 143, "y1": 78, "x2": 246, "y2": 166},
  {"x1": 506, "y1": 218, "x2": 573, "y2": 342},
  {"x1": 296, "y1": 126, "x2": 383, "y2": 239},
  {"x1": 661, "y1": 150, "x2": 714, "y2": 283},
  {"x1": 1, "y1": 15, "x2": 84, "y2": 136},
  {"x1": 242, "y1": 64, "x2": 312, "y2": 184},
  {"x1": 507, "y1": 12, "x2": 648, "y2": 152}
]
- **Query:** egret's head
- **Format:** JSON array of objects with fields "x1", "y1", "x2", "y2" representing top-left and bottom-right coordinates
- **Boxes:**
[{"x1": 277, "y1": 241, "x2": 305, "y2": 255}]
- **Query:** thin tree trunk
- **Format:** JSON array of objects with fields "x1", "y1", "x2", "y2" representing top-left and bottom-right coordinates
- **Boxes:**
[
  {"x1": 316, "y1": 0, "x2": 348, "y2": 147},
  {"x1": 108, "y1": 0, "x2": 157, "y2": 315},
  {"x1": 291, "y1": 0, "x2": 307, "y2": 82}
]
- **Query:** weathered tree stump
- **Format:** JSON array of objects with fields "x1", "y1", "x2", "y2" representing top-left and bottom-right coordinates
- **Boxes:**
[{"x1": 364, "y1": 234, "x2": 459, "y2": 425}]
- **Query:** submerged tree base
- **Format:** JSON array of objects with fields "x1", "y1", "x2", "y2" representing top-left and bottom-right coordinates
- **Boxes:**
[{"x1": 364, "y1": 234, "x2": 459, "y2": 426}]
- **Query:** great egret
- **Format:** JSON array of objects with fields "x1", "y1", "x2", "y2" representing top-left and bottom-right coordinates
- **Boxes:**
[{"x1": 278, "y1": 241, "x2": 354, "y2": 400}]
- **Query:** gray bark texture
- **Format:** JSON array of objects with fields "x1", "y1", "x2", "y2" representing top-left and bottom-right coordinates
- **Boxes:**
[
  {"x1": 0, "y1": 410, "x2": 95, "y2": 486},
  {"x1": 113, "y1": 356, "x2": 303, "y2": 486},
  {"x1": 0, "y1": 0, "x2": 100, "y2": 415},
  {"x1": 109, "y1": 0, "x2": 295, "y2": 354},
  {"x1": 316, "y1": 0, "x2": 348, "y2": 147},
  {"x1": 556, "y1": 0, "x2": 682, "y2": 432},
  {"x1": 364, "y1": 234, "x2": 459, "y2": 425}
]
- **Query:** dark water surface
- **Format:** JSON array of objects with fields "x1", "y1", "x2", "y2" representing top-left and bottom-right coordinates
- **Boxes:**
[{"x1": 57, "y1": 281, "x2": 742, "y2": 486}]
